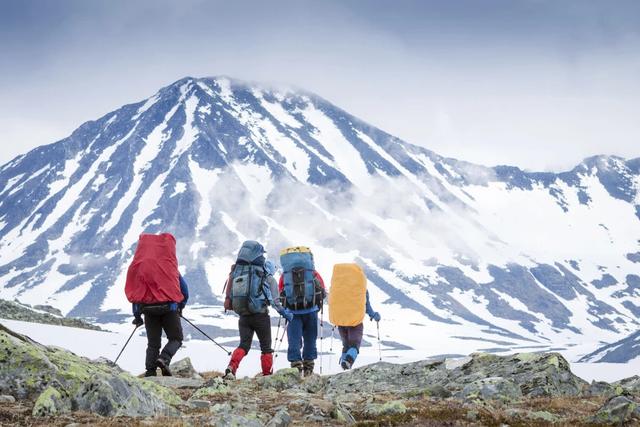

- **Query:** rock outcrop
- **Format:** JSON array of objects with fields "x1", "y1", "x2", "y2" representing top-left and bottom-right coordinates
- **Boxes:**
[
  {"x1": 0, "y1": 299, "x2": 102, "y2": 331},
  {"x1": 1, "y1": 323, "x2": 639, "y2": 426},
  {"x1": 0, "y1": 324, "x2": 180, "y2": 417}
]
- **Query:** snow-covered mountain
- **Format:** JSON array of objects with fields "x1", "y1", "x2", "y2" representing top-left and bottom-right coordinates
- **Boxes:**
[
  {"x1": 579, "y1": 329, "x2": 640, "y2": 363},
  {"x1": 0, "y1": 76, "x2": 638, "y2": 359}
]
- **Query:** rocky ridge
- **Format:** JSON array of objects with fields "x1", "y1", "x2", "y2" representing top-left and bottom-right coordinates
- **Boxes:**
[
  {"x1": 0, "y1": 324, "x2": 639, "y2": 426},
  {"x1": 0, "y1": 299, "x2": 102, "y2": 331}
]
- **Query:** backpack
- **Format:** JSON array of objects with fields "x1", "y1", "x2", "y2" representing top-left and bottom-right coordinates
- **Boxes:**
[
  {"x1": 280, "y1": 246, "x2": 322, "y2": 310},
  {"x1": 329, "y1": 263, "x2": 367, "y2": 326},
  {"x1": 229, "y1": 241, "x2": 268, "y2": 316},
  {"x1": 125, "y1": 233, "x2": 183, "y2": 304}
]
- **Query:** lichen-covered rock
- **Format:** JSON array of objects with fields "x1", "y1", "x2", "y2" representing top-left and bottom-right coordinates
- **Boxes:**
[
  {"x1": 363, "y1": 400, "x2": 407, "y2": 417},
  {"x1": 145, "y1": 376, "x2": 204, "y2": 389},
  {"x1": 326, "y1": 359, "x2": 448, "y2": 397},
  {"x1": 326, "y1": 352, "x2": 585, "y2": 400},
  {"x1": 208, "y1": 413, "x2": 264, "y2": 427},
  {"x1": 459, "y1": 376, "x2": 522, "y2": 402},
  {"x1": 0, "y1": 326, "x2": 181, "y2": 417},
  {"x1": 448, "y1": 352, "x2": 586, "y2": 397},
  {"x1": 331, "y1": 403, "x2": 355, "y2": 424},
  {"x1": 590, "y1": 395, "x2": 640, "y2": 424},
  {"x1": 32, "y1": 386, "x2": 69, "y2": 416},
  {"x1": 526, "y1": 410, "x2": 559, "y2": 422},
  {"x1": 584, "y1": 380, "x2": 617, "y2": 397},
  {"x1": 266, "y1": 407, "x2": 291, "y2": 427},
  {"x1": 191, "y1": 377, "x2": 229, "y2": 400},
  {"x1": 256, "y1": 368, "x2": 302, "y2": 391},
  {"x1": 301, "y1": 373, "x2": 326, "y2": 393},
  {"x1": 613, "y1": 376, "x2": 640, "y2": 395},
  {"x1": 169, "y1": 357, "x2": 202, "y2": 379}
]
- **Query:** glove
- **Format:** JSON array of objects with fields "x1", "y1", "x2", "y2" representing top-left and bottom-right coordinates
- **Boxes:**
[
  {"x1": 132, "y1": 315, "x2": 144, "y2": 327},
  {"x1": 283, "y1": 309, "x2": 294, "y2": 322},
  {"x1": 371, "y1": 312, "x2": 381, "y2": 322}
]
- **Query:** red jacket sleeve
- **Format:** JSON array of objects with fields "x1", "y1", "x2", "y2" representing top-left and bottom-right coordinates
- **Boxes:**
[
  {"x1": 278, "y1": 275, "x2": 284, "y2": 293},
  {"x1": 313, "y1": 271, "x2": 325, "y2": 288}
]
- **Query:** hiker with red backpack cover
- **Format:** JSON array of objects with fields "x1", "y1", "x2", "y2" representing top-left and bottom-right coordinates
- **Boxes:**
[
  {"x1": 223, "y1": 241, "x2": 293, "y2": 379},
  {"x1": 125, "y1": 233, "x2": 189, "y2": 377}
]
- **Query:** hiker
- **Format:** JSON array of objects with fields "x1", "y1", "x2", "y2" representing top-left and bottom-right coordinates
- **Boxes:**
[
  {"x1": 224, "y1": 241, "x2": 293, "y2": 379},
  {"x1": 278, "y1": 246, "x2": 326, "y2": 377},
  {"x1": 125, "y1": 233, "x2": 189, "y2": 377},
  {"x1": 328, "y1": 263, "x2": 381, "y2": 370}
]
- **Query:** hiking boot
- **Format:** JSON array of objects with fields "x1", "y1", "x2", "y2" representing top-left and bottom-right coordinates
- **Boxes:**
[
  {"x1": 340, "y1": 358, "x2": 352, "y2": 370},
  {"x1": 223, "y1": 367, "x2": 236, "y2": 380},
  {"x1": 144, "y1": 369, "x2": 157, "y2": 377},
  {"x1": 302, "y1": 360, "x2": 314, "y2": 377},
  {"x1": 291, "y1": 360, "x2": 303, "y2": 375},
  {"x1": 156, "y1": 357, "x2": 172, "y2": 376}
]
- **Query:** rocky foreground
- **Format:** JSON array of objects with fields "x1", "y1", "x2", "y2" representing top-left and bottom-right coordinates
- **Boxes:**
[{"x1": 0, "y1": 324, "x2": 639, "y2": 426}]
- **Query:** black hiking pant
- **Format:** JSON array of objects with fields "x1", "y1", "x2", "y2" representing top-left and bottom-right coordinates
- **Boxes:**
[
  {"x1": 338, "y1": 323, "x2": 364, "y2": 353},
  {"x1": 144, "y1": 310, "x2": 183, "y2": 371},
  {"x1": 238, "y1": 312, "x2": 272, "y2": 354}
]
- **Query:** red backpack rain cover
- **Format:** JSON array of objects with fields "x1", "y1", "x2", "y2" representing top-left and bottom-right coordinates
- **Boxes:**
[{"x1": 125, "y1": 233, "x2": 183, "y2": 304}]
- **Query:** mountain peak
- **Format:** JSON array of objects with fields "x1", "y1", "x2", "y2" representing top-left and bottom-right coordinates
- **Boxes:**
[{"x1": 0, "y1": 76, "x2": 638, "y2": 363}]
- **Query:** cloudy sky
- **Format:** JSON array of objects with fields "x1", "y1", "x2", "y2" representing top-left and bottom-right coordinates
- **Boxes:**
[{"x1": 1, "y1": 0, "x2": 638, "y2": 170}]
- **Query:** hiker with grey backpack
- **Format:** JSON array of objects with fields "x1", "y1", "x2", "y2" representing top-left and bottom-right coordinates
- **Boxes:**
[{"x1": 223, "y1": 241, "x2": 293, "y2": 379}]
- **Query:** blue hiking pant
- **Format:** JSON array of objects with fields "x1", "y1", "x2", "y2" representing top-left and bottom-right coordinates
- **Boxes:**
[{"x1": 287, "y1": 311, "x2": 318, "y2": 362}]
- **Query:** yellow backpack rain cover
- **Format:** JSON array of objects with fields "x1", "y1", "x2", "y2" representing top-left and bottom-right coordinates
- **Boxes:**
[{"x1": 329, "y1": 263, "x2": 367, "y2": 327}]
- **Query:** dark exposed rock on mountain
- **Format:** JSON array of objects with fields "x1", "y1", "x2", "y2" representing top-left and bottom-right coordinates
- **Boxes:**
[{"x1": 0, "y1": 299, "x2": 102, "y2": 331}]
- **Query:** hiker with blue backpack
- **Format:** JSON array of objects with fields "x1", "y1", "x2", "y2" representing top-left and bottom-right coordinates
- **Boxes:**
[
  {"x1": 278, "y1": 246, "x2": 326, "y2": 377},
  {"x1": 223, "y1": 241, "x2": 293, "y2": 378}
]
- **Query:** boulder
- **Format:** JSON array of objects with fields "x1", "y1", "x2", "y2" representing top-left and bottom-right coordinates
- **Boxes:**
[
  {"x1": 256, "y1": 368, "x2": 302, "y2": 391},
  {"x1": 169, "y1": 357, "x2": 203, "y2": 379},
  {"x1": 0, "y1": 326, "x2": 181, "y2": 417},
  {"x1": 590, "y1": 395, "x2": 640, "y2": 424},
  {"x1": 190, "y1": 377, "x2": 230, "y2": 400},
  {"x1": 584, "y1": 380, "x2": 617, "y2": 397},
  {"x1": 326, "y1": 352, "x2": 586, "y2": 400},
  {"x1": 459, "y1": 376, "x2": 522, "y2": 402},
  {"x1": 331, "y1": 403, "x2": 356, "y2": 424},
  {"x1": 0, "y1": 394, "x2": 15, "y2": 403},
  {"x1": 613, "y1": 376, "x2": 640, "y2": 395},
  {"x1": 363, "y1": 400, "x2": 407, "y2": 417},
  {"x1": 266, "y1": 408, "x2": 292, "y2": 427},
  {"x1": 145, "y1": 376, "x2": 205, "y2": 389}
]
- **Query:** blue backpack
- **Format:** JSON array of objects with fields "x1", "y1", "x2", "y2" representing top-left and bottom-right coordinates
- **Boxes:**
[
  {"x1": 230, "y1": 241, "x2": 269, "y2": 316},
  {"x1": 280, "y1": 246, "x2": 322, "y2": 310}
]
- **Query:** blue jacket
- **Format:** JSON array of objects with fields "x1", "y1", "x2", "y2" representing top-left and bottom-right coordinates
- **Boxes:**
[
  {"x1": 365, "y1": 290, "x2": 376, "y2": 319},
  {"x1": 133, "y1": 274, "x2": 189, "y2": 316}
]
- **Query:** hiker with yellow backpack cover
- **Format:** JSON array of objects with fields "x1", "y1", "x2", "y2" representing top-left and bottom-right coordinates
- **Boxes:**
[{"x1": 329, "y1": 263, "x2": 381, "y2": 370}]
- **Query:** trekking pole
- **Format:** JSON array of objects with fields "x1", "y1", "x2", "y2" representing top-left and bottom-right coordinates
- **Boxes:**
[
  {"x1": 180, "y1": 315, "x2": 231, "y2": 356},
  {"x1": 114, "y1": 325, "x2": 139, "y2": 364},
  {"x1": 328, "y1": 325, "x2": 335, "y2": 373},
  {"x1": 376, "y1": 321, "x2": 382, "y2": 362},
  {"x1": 275, "y1": 317, "x2": 281, "y2": 351},
  {"x1": 274, "y1": 320, "x2": 288, "y2": 358},
  {"x1": 319, "y1": 309, "x2": 324, "y2": 375}
]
